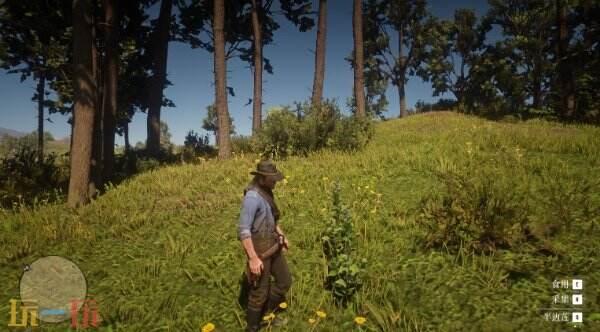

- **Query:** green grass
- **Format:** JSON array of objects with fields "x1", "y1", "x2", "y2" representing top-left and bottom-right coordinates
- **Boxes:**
[{"x1": 1, "y1": 112, "x2": 599, "y2": 331}]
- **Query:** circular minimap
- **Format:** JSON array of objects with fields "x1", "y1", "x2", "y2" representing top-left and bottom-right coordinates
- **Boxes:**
[{"x1": 19, "y1": 256, "x2": 87, "y2": 323}]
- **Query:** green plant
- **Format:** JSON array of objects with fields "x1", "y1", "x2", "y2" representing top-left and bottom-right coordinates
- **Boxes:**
[
  {"x1": 418, "y1": 171, "x2": 529, "y2": 254},
  {"x1": 322, "y1": 182, "x2": 367, "y2": 305},
  {"x1": 0, "y1": 145, "x2": 68, "y2": 208}
]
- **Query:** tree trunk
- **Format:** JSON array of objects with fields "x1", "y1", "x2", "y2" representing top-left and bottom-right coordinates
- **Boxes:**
[
  {"x1": 251, "y1": 0, "x2": 263, "y2": 135},
  {"x1": 102, "y1": 0, "x2": 118, "y2": 182},
  {"x1": 68, "y1": 0, "x2": 96, "y2": 208},
  {"x1": 124, "y1": 122, "x2": 130, "y2": 152},
  {"x1": 36, "y1": 70, "x2": 45, "y2": 162},
  {"x1": 311, "y1": 0, "x2": 327, "y2": 107},
  {"x1": 398, "y1": 81, "x2": 407, "y2": 118},
  {"x1": 353, "y1": 0, "x2": 366, "y2": 118},
  {"x1": 556, "y1": 0, "x2": 575, "y2": 117},
  {"x1": 532, "y1": 61, "x2": 542, "y2": 109},
  {"x1": 398, "y1": 26, "x2": 408, "y2": 118},
  {"x1": 89, "y1": 13, "x2": 103, "y2": 199},
  {"x1": 147, "y1": 0, "x2": 173, "y2": 156},
  {"x1": 214, "y1": 0, "x2": 231, "y2": 159}
]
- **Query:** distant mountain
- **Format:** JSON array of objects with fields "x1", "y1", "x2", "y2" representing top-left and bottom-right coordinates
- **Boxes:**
[{"x1": 0, "y1": 127, "x2": 27, "y2": 140}]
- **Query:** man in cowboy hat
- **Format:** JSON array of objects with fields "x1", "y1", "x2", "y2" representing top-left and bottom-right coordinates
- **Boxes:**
[{"x1": 238, "y1": 159, "x2": 291, "y2": 331}]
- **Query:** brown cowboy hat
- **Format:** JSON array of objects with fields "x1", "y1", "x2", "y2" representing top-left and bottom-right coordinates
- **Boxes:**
[{"x1": 250, "y1": 160, "x2": 284, "y2": 181}]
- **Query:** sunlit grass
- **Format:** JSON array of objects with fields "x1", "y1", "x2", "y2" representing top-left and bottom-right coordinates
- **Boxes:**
[{"x1": 1, "y1": 112, "x2": 599, "y2": 331}]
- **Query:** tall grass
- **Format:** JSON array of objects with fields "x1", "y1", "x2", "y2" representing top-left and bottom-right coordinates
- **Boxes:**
[{"x1": 1, "y1": 112, "x2": 599, "y2": 331}]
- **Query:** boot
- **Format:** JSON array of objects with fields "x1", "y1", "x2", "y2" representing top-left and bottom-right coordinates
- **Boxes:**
[{"x1": 245, "y1": 308, "x2": 263, "y2": 332}]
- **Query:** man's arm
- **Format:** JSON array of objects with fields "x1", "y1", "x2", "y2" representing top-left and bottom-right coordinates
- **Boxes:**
[{"x1": 238, "y1": 195, "x2": 263, "y2": 274}]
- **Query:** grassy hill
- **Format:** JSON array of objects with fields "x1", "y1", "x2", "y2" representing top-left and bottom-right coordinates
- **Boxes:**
[{"x1": 1, "y1": 112, "x2": 599, "y2": 331}]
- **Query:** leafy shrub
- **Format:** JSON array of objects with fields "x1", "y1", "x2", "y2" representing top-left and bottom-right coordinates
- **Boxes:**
[
  {"x1": 180, "y1": 130, "x2": 215, "y2": 163},
  {"x1": 230, "y1": 135, "x2": 259, "y2": 154},
  {"x1": 321, "y1": 182, "x2": 367, "y2": 305},
  {"x1": 0, "y1": 145, "x2": 68, "y2": 208},
  {"x1": 113, "y1": 146, "x2": 180, "y2": 181},
  {"x1": 258, "y1": 100, "x2": 373, "y2": 158},
  {"x1": 418, "y1": 171, "x2": 529, "y2": 254},
  {"x1": 326, "y1": 116, "x2": 374, "y2": 151}
]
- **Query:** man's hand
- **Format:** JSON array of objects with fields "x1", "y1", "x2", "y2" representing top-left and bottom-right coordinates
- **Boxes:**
[{"x1": 249, "y1": 256, "x2": 263, "y2": 275}]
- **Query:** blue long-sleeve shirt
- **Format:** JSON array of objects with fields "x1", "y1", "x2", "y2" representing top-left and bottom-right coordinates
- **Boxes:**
[{"x1": 237, "y1": 189, "x2": 276, "y2": 240}]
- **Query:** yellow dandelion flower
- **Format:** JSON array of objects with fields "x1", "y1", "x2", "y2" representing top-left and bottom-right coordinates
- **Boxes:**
[
  {"x1": 201, "y1": 322, "x2": 215, "y2": 332},
  {"x1": 316, "y1": 310, "x2": 326, "y2": 318},
  {"x1": 308, "y1": 318, "x2": 316, "y2": 324},
  {"x1": 299, "y1": 189, "x2": 305, "y2": 194},
  {"x1": 354, "y1": 316, "x2": 367, "y2": 325},
  {"x1": 279, "y1": 302, "x2": 288, "y2": 309}
]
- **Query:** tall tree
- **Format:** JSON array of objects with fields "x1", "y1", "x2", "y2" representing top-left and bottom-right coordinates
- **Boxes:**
[
  {"x1": 213, "y1": 0, "x2": 232, "y2": 159},
  {"x1": 484, "y1": 0, "x2": 555, "y2": 113},
  {"x1": 68, "y1": 0, "x2": 96, "y2": 208},
  {"x1": 311, "y1": 0, "x2": 327, "y2": 107},
  {"x1": 101, "y1": 0, "x2": 118, "y2": 182},
  {"x1": 146, "y1": 0, "x2": 173, "y2": 156},
  {"x1": 420, "y1": 10, "x2": 487, "y2": 108},
  {"x1": 353, "y1": 0, "x2": 366, "y2": 118},
  {"x1": 556, "y1": 0, "x2": 575, "y2": 117},
  {"x1": 250, "y1": 0, "x2": 263, "y2": 135},
  {"x1": 363, "y1": 0, "x2": 432, "y2": 118},
  {"x1": 0, "y1": 1, "x2": 72, "y2": 161}
]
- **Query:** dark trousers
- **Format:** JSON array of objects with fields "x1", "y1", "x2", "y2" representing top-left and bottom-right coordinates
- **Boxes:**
[{"x1": 247, "y1": 249, "x2": 292, "y2": 312}]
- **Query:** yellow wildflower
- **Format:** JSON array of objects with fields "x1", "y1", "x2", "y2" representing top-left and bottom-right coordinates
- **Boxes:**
[
  {"x1": 365, "y1": 185, "x2": 369, "y2": 189},
  {"x1": 354, "y1": 316, "x2": 367, "y2": 325},
  {"x1": 308, "y1": 318, "x2": 316, "y2": 324},
  {"x1": 322, "y1": 176, "x2": 329, "y2": 181},
  {"x1": 201, "y1": 322, "x2": 215, "y2": 332},
  {"x1": 263, "y1": 313, "x2": 275, "y2": 321},
  {"x1": 279, "y1": 302, "x2": 288, "y2": 309},
  {"x1": 316, "y1": 310, "x2": 326, "y2": 318},
  {"x1": 299, "y1": 189, "x2": 305, "y2": 194}
]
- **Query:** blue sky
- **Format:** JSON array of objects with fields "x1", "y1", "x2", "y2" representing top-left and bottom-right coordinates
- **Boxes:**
[{"x1": 0, "y1": 0, "x2": 489, "y2": 145}]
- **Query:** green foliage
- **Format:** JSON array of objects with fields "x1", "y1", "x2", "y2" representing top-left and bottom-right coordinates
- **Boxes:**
[
  {"x1": 258, "y1": 100, "x2": 373, "y2": 158},
  {"x1": 0, "y1": 145, "x2": 67, "y2": 208},
  {"x1": 322, "y1": 183, "x2": 367, "y2": 306},
  {"x1": 180, "y1": 130, "x2": 215, "y2": 163},
  {"x1": 0, "y1": 131, "x2": 54, "y2": 156},
  {"x1": 230, "y1": 135, "x2": 259, "y2": 154},
  {"x1": 0, "y1": 113, "x2": 599, "y2": 331},
  {"x1": 418, "y1": 170, "x2": 529, "y2": 254}
]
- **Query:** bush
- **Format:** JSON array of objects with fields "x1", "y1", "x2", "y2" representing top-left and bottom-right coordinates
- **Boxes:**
[
  {"x1": 321, "y1": 183, "x2": 367, "y2": 306},
  {"x1": 180, "y1": 130, "x2": 215, "y2": 163},
  {"x1": 0, "y1": 145, "x2": 68, "y2": 208},
  {"x1": 230, "y1": 135, "x2": 259, "y2": 154},
  {"x1": 258, "y1": 100, "x2": 373, "y2": 158},
  {"x1": 418, "y1": 171, "x2": 529, "y2": 254}
]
